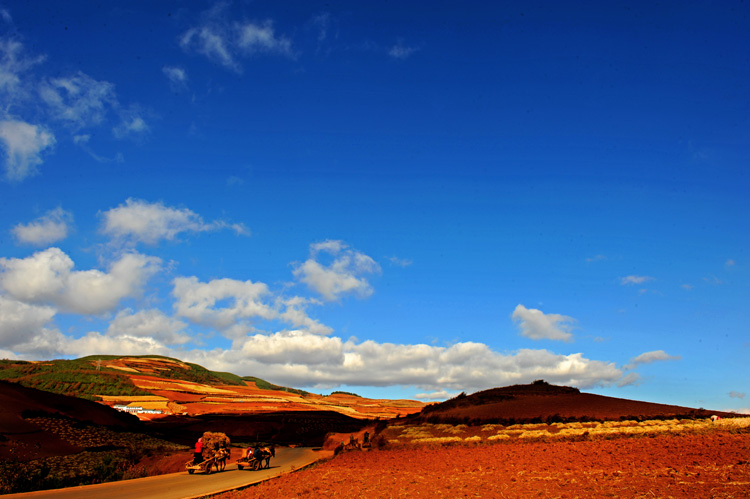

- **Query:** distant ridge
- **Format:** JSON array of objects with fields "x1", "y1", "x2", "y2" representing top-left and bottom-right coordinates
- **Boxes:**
[
  {"x1": 411, "y1": 380, "x2": 732, "y2": 424},
  {"x1": 0, "y1": 356, "x2": 424, "y2": 421}
]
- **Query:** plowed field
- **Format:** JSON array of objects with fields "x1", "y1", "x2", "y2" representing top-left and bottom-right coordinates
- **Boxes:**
[{"x1": 217, "y1": 431, "x2": 750, "y2": 498}]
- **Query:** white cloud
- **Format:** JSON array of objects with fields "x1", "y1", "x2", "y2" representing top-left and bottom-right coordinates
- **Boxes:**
[
  {"x1": 180, "y1": 335, "x2": 624, "y2": 392},
  {"x1": 107, "y1": 308, "x2": 190, "y2": 345},
  {"x1": 12, "y1": 207, "x2": 72, "y2": 245},
  {"x1": 39, "y1": 71, "x2": 116, "y2": 129},
  {"x1": 181, "y1": 26, "x2": 238, "y2": 71},
  {"x1": 112, "y1": 106, "x2": 150, "y2": 139},
  {"x1": 100, "y1": 198, "x2": 249, "y2": 245},
  {"x1": 293, "y1": 240, "x2": 381, "y2": 301},
  {"x1": 620, "y1": 275, "x2": 654, "y2": 285},
  {"x1": 172, "y1": 276, "x2": 331, "y2": 337},
  {"x1": 237, "y1": 21, "x2": 293, "y2": 57},
  {"x1": 0, "y1": 295, "x2": 56, "y2": 349},
  {"x1": 276, "y1": 296, "x2": 333, "y2": 335},
  {"x1": 389, "y1": 40, "x2": 419, "y2": 59},
  {"x1": 625, "y1": 350, "x2": 681, "y2": 369},
  {"x1": 58, "y1": 330, "x2": 173, "y2": 358},
  {"x1": 172, "y1": 276, "x2": 276, "y2": 331},
  {"x1": 0, "y1": 37, "x2": 44, "y2": 103},
  {"x1": 388, "y1": 256, "x2": 412, "y2": 267},
  {"x1": 729, "y1": 391, "x2": 745, "y2": 399},
  {"x1": 180, "y1": 6, "x2": 294, "y2": 72},
  {"x1": 586, "y1": 254, "x2": 607, "y2": 263},
  {"x1": 414, "y1": 389, "x2": 460, "y2": 401},
  {"x1": 0, "y1": 247, "x2": 160, "y2": 314},
  {"x1": 0, "y1": 119, "x2": 55, "y2": 181},
  {"x1": 162, "y1": 66, "x2": 188, "y2": 89},
  {"x1": 511, "y1": 304, "x2": 575, "y2": 341}
]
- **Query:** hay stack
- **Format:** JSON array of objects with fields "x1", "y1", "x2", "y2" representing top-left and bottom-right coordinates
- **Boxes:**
[{"x1": 202, "y1": 431, "x2": 230, "y2": 459}]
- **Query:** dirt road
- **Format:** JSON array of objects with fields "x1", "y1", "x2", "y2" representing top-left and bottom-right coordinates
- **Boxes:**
[{"x1": 8, "y1": 447, "x2": 332, "y2": 499}]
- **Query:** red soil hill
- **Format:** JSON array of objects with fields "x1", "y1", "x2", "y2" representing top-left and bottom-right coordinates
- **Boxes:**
[{"x1": 411, "y1": 380, "x2": 734, "y2": 424}]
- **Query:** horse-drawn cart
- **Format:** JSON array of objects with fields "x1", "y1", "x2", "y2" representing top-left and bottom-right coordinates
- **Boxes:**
[
  {"x1": 186, "y1": 432, "x2": 231, "y2": 474},
  {"x1": 236, "y1": 446, "x2": 274, "y2": 470},
  {"x1": 235, "y1": 455, "x2": 263, "y2": 471},
  {"x1": 186, "y1": 449, "x2": 229, "y2": 474}
]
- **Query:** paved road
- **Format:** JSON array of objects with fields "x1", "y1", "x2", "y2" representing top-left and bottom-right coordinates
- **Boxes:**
[{"x1": 8, "y1": 447, "x2": 332, "y2": 499}]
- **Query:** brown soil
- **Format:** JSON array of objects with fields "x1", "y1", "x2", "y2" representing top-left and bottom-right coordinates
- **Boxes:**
[{"x1": 215, "y1": 431, "x2": 750, "y2": 498}]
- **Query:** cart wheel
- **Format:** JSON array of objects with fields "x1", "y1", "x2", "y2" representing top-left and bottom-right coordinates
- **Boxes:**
[
  {"x1": 238, "y1": 464, "x2": 244, "y2": 470},
  {"x1": 188, "y1": 469, "x2": 194, "y2": 474}
]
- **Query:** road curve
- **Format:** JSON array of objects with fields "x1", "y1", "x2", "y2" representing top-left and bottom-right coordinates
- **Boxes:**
[{"x1": 8, "y1": 447, "x2": 332, "y2": 499}]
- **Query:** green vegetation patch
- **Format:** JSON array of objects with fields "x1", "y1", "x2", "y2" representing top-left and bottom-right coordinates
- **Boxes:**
[
  {"x1": 0, "y1": 359, "x2": 152, "y2": 400},
  {"x1": 243, "y1": 376, "x2": 309, "y2": 395}
]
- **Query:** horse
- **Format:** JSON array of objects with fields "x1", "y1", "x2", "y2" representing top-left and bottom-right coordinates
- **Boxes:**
[
  {"x1": 213, "y1": 448, "x2": 230, "y2": 472},
  {"x1": 259, "y1": 446, "x2": 275, "y2": 469}
]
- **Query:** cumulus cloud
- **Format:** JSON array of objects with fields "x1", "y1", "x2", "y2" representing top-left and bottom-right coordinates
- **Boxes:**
[
  {"x1": 181, "y1": 335, "x2": 624, "y2": 392},
  {"x1": 172, "y1": 276, "x2": 331, "y2": 337},
  {"x1": 12, "y1": 207, "x2": 72, "y2": 245},
  {"x1": 620, "y1": 275, "x2": 654, "y2": 285},
  {"x1": 180, "y1": 6, "x2": 294, "y2": 72},
  {"x1": 293, "y1": 240, "x2": 381, "y2": 301},
  {"x1": 0, "y1": 295, "x2": 56, "y2": 349},
  {"x1": 0, "y1": 247, "x2": 161, "y2": 314},
  {"x1": 414, "y1": 389, "x2": 460, "y2": 401},
  {"x1": 100, "y1": 198, "x2": 249, "y2": 245},
  {"x1": 0, "y1": 119, "x2": 55, "y2": 181},
  {"x1": 511, "y1": 304, "x2": 575, "y2": 341},
  {"x1": 107, "y1": 308, "x2": 190, "y2": 345},
  {"x1": 625, "y1": 350, "x2": 681, "y2": 369},
  {"x1": 56, "y1": 330, "x2": 173, "y2": 358},
  {"x1": 172, "y1": 276, "x2": 276, "y2": 331}
]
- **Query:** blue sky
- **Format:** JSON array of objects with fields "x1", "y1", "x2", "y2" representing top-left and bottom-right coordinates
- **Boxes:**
[{"x1": 0, "y1": 1, "x2": 747, "y2": 412}]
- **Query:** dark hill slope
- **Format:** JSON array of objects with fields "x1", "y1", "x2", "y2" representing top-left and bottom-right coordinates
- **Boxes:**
[
  {"x1": 411, "y1": 381, "x2": 732, "y2": 424},
  {"x1": 0, "y1": 380, "x2": 141, "y2": 460}
]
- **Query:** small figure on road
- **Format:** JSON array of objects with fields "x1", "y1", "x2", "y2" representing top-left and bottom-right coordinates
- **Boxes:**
[{"x1": 193, "y1": 437, "x2": 203, "y2": 465}]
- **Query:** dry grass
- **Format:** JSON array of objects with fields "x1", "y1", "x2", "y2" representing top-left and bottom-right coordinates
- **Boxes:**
[{"x1": 381, "y1": 416, "x2": 750, "y2": 448}]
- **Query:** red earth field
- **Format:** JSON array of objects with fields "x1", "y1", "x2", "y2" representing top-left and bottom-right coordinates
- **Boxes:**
[
  {"x1": 94, "y1": 357, "x2": 424, "y2": 420},
  {"x1": 216, "y1": 431, "x2": 750, "y2": 498}
]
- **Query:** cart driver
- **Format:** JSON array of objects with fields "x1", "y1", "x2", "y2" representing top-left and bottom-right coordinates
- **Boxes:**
[{"x1": 193, "y1": 437, "x2": 203, "y2": 465}]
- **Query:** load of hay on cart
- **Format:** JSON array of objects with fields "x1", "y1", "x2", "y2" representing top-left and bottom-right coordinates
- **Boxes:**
[{"x1": 186, "y1": 432, "x2": 231, "y2": 474}]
